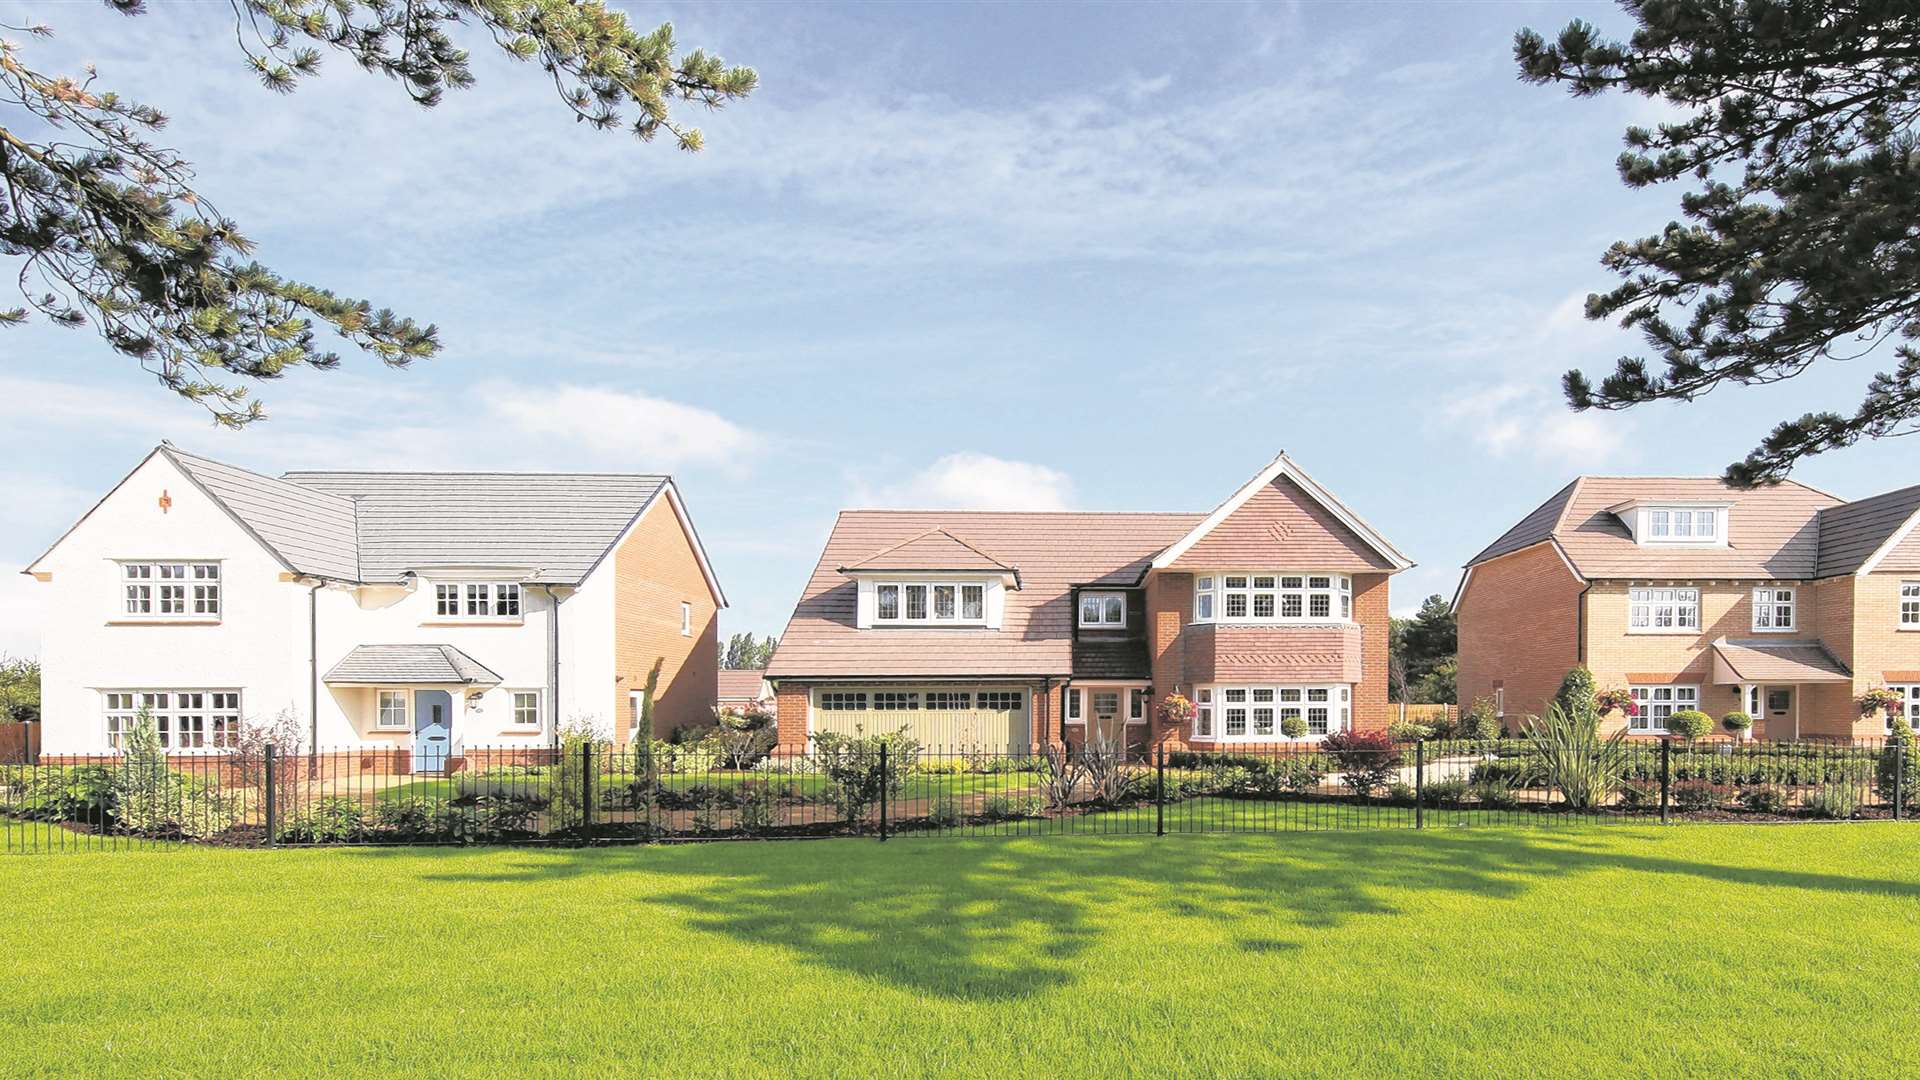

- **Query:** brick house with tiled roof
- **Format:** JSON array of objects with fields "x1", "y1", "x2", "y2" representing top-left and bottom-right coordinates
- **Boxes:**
[
  {"x1": 1456, "y1": 476, "x2": 1920, "y2": 741},
  {"x1": 766, "y1": 454, "x2": 1412, "y2": 752}
]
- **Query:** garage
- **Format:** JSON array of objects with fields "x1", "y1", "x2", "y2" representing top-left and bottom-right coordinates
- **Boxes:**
[{"x1": 809, "y1": 685, "x2": 1031, "y2": 750}]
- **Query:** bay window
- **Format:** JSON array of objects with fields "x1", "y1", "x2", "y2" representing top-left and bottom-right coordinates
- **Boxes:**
[
  {"x1": 1192, "y1": 572, "x2": 1354, "y2": 624},
  {"x1": 1191, "y1": 684, "x2": 1350, "y2": 742},
  {"x1": 1628, "y1": 685, "x2": 1698, "y2": 734}
]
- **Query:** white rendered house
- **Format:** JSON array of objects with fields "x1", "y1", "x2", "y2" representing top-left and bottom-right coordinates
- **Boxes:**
[{"x1": 24, "y1": 444, "x2": 726, "y2": 763}]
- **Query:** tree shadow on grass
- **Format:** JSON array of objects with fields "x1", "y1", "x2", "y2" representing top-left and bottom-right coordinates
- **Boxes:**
[{"x1": 360, "y1": 826, "x2": 1920, "y2": 1002}]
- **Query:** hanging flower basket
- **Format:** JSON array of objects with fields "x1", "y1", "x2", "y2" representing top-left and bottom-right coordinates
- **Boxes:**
[
  {"x1": 1858, "y1": 687, "x2": 1904, "y2": 717},
  {"x1": 1595, "y1": 688, "x2": 1639, "y2": 718},
  {"x1": 1157, "y1": 693, "x2": 1196, "y2": 727}
]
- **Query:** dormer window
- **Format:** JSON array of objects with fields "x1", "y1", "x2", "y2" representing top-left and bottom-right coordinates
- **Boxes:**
[
  {"x1": 873, "y1": 580, "x2": 987, "y2": 625},
  {"x1": 1649, "y1": 507, "x2": 1717, "y2": 541},
  {"x1": 1079, "y1": 591, "x2": 1126, "y2": 628}
]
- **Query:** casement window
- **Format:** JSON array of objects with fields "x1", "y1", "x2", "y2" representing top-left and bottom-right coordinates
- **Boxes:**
[
  {"x1": 872, "y1": 580, "x2": 990, "y2": 626},
  {"x1": 1646, "y1": 507, "x2": 1719, "y2": 542},
  {"x1": 1628, "y1": 587, "x2": 1700, "y2": 633},
  {"x1": 1193, "y1": 684, "x2": 1349, "y2": 742},
  {"x1": 1192, "y1": 573, "x2": 1354, "y2": 624},
  {"x1": 874, "y1": 691, "x2": 920, "y2": 711},
  {"x1": 1902, "y1": 582, "x2": 1920, "y2": 628},
  {"x1": 1079, "y1": 591, "x2": 1126, "y2": 628},
  {"x1": 1129, "y1": 688, "x2": 1147, "y2": 722},
  {"x1": 376, "y1": 690, "x2": 409, "y2": 730},
  {"x1": 1887, "y1": 686, "x2": 1920, "y2": 733},
  {"x1": 119, "y1": 561, "x2": 220, "y2": 620},
  {"x1": 443, "y1": 582, "x2": 522, "y2": 621},
  {"x1": 1752, "y1": 587, "x2": 1795, "y2": 632},
  {"x1": 1628, "y1": 685, "x2": 1698, "y2": 734},
  {"x1": 977, "y1": 691, "x2": 1023, "y2": 711},
  {"x1": 818, "y1": 692, "x2": 868, "y2": 711},
  {"x1": 510, "y1": 690, "x2": 541, "y2": 728},
  {"x1": 681, "y1": 602, "x2": 692, "y2": 636},
  {"x1": 103, "y1": 689, "x2": 241, "y2": 750},
  {"x1": 1066, "y1": 688, "x2": 1083, "y2": 722}
]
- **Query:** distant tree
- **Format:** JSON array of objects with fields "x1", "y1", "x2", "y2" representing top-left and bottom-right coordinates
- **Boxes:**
[
  {"x1": 1, "y1": 3, "x2": 754, "y2": 424},
  {"x1": 1410, "y1": 657, "x2": 1457, "y2": 706},
  {"x1": 0, "y1": 655, "x2": 39, "y2": 721},
  {"x1": 1389, "y1": 595, "x2": 1456, "y2": 703},
  {"x1": 1517, "y1": 2, "x2": 1920, "y2": 484}
]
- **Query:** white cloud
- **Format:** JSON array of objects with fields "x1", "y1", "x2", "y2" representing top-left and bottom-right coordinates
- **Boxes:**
[
  {"x1": 862, "y1": 453, "x2": 1076, "y2": 510},
  {"x1": 485, "y1": 383, "x2": 757, "y2": 470},
  {"x1": 1444, "y1": 382, "x2": 1630, "y2": 467}
]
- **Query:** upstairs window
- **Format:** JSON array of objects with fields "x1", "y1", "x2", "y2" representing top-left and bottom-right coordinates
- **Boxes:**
[
  {"x1": 120, "y1": 561, "x2": 220, "y2": 620},
  {"x1": 443, "y1": 582, "x2": 522, "y2": 620},
  {"x1": 1628, "y1": 587, "x2": 1699, "y2": 633},
  {"x1": 1903, "y1": 582, "x2": 1920, "y2": 628},
  {"x1": 872, "y1": 580, "x2": 990, "y2": 626},
  {"x1": 1192, "y1": 573, "x2": 1353, "y2": 624},
  {"x1": 1643, "y1": 506, "x2": 1721, "y2": 543},
  {"x1": 1752, "y1": 587, "x2": 1795, "y2": 632},
  {"x1": 1079, "y1": 591, "x2": 1126, "y2": 628}
]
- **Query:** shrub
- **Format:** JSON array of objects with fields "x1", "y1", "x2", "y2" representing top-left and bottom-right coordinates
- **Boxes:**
[
  {"x1": 1524, "y1": 702, "x2": 1632, "y2": 810},
  {"x1": 1666, "y1": 710, "x2": 1713, "y2": 743},
  {"x1": 810, "y1": 727, "x2": 919, "y2": 822},
  {"x1": 1669, "y1": 779, "x2": 1722, "y2": 812},
  {"x1": 1386, "y1": 719, "x2": 1433, "y2": 744},
  {"x1": 1618, "y1": 780, "x2": 1660, "y2": 809},
  {"x1": 1806, "y1": 782, "x2": 1860, "y2": 820},
  {"x1": 1280, "y1": 713, "x2": 1308, "y2": 739},
  {"x1": 980, "y1": 794, "x2": 1044, "y2": 821},
  {"x1": 1323, "y1": 732, "x2": 1400, "y2": 799},
  {"x1": 1470, "y1": 755, "x2": 1544, "y2": 788},
  {"x1": 0, "y1": 764, "x2": 113, "y2": 822},
  {"x1": 1421, "y1": 776, "x2": 1470, "y2": 808},
  {"x1": 1721, "y1": 711, "x2": 1754, "y2": 737},
  {"x1": 1739, "y1": 787, "x2": 1788, "y2": 814},
  {"x1": 1876, "y1": 717, "x2": 1918, "y2": 805},
  {"x1": 710, "y1": 703, "x2": 777, "y2": 769},
  {"x1": 1459, "y1": 698, "x2": 1500, "y2": 741},
  {"x1": 927, "y1": 796, "x2": 965, "y2": 828},
  {"x1": 1556, "y1": 666, "x2": 1599, "y2": 731},
  {"x1": 1386, "y1": 782, "x2": 1416, "y2": 807},
  {"x1": 110, "y1": 714, "x2": 241, "y2": 840},
  {"x1": 281, "y1": 796, "x2": 367, "y2": 843},
  {"x1": 1471, "y1": 780, "x2": 1519, "y2": 810},
  {"x1": 735, "y1": 782, "x2": 778, "y2": 832},
  {"x1": 371, "y1": 799, "x2": 441, "y2": 839}
]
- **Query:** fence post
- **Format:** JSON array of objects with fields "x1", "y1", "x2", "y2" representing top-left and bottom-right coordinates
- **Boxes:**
[
  {"x1": 1155, "y1": 743, "x2": 1166, "y2": 837},
  {"x1": 263, "y1": 744, "x2": 278, "y2": 848},
  {"x1": 878, "y1": 741, "x2": 889, "y2": 842},
  {"x1": 1659, "y1": 737, "x2": 1672, "y2": 825},
  {"x1": 1897, "y1": 739, "x2": 1907, "y2": 821},
  {"x1": 581, "y1": 739, "x2": 595, "y2": 838},
  {"x1": 1415, "y1": 739, "x2": 1425, "y2": 830}
]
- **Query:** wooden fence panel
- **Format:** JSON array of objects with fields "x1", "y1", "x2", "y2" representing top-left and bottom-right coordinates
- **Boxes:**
[{"x1": 0, "y1": 722, "x2": 39, "y2": 764}]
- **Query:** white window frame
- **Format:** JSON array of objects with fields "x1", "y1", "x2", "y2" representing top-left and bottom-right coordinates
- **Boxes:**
[
  {"x1": 1079, "y1": 591, "x2": 1127, "y2": 629},
  {"x1": 1751, "y1": 586, "x2": 1795, "y2": 633},
  {"x1": 1190, "y1": 683, "x2": 1351, "y2": 743},
  {"x1": 1888, "y1": 685, "x2": 1920, "y2": 733},
  {"x1": 117, "y1": 561, "x2": 221, "y2": 622},
  {"x1": 1190, "y1": 572, "x2": 1354, "y2": 625},
  {"x1": 681, "y1": 601, "x2": 693, "y2": 637},
  {"x1": 1628, "y1": 684, "x2": 1698, "y2": 734},
  {"x1": 1627, "y1": 586, "x2": 1700, "y2": 634},
  {"x1": 1129, "y1": 688, "x2": 1146, "y2": 722},
  {"x1": 437, "y1": 581, "x2": 523, "y2": 623},
  {"x1": 1902, "y1": 582, "x2": 1920, "y2": 629},
  {"x1": 102, "y1": 688, "x2": 242, "y2": 752},
  {"x1": 1644, "y1": 506, "x2": 1720, "y2": 544},
  {"x1": 871, "y1": 579, "x2": 992, "y2": 627},
  {"x1": 1066, "y1": 688, "x2": 1083, "y2": 722},
  {"x1": 376, "y1": 689, "x2": 409, "y2": 730},
  {"x1": 509, "y1": 689, "x2": 542, "y2": 729}
]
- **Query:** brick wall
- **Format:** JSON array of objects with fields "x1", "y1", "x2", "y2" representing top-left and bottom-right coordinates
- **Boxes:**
[
  {"x1": 1352, "y1": 572, "x2": 1390, "y2": 733},
  {"x1": 1145, "y1": 571, "x2": 1190, "y2": 747},
  {"x1": 774, "y1": 684, "x2": 809, "y2": 751},
  {"x1": 1843, "y1": 572, "x2": 1920, "y2": 739},
  {"x1": 613, "y1": 497, "x2": 720, "y2": 744},
  {"x1": 1456, "y1": 543, "x2": 1583, "y2": 728}
]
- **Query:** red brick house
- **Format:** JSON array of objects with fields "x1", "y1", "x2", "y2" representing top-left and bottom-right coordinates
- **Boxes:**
[
  {"x1": 1456, "y1": 476, "x2": 1920, "y2": 741},
  {"x1": 765, "y1": 454, "x2": 1412, "y2": 752}
]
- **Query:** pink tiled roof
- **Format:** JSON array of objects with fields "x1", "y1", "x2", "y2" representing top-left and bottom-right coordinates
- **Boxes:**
[
  {"x1": 1468, "y1": 477, "x2": 1844, "y2": 579},
  {"x1": 717, "y1": 669, "x2": 770, "y2": 701},
  {"x1": 1166, "y1": 476, "x2": 1398, "y2": 572},
  {"x1": 837, "y1": 528, "x2": 1018, "y2": 575},
  {"x1": 768, "y1": 511, "x2": 1201, "y2": 679},
  {"x1": 1710, "y1": 639, "x2": 1851, "y2": 684}
]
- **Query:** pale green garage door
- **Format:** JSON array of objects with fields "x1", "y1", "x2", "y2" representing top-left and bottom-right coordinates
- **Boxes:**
[{"x1": 811, "y1": 687, "x2": 1031, "y2": 750}]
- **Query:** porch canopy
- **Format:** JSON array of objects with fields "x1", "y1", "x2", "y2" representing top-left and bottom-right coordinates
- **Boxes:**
[
  {"x1": 1709, "y1": 638, "x2": 1852, "y2": 685},
  {"x1": 323, "y1": 644, "x2": 502, "y2": 687}
]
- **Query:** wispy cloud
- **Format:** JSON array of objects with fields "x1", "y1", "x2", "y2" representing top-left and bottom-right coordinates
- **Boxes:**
[
  {"x1": 1444, "y1": 381, "x2": 1630, "y2": 467},
  {"x1": 857, "y1": 453, "x2": 1076, "y2": 510}
]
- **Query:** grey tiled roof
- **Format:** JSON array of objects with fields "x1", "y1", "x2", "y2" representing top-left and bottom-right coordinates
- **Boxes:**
[
  {"x1": 1815, "y1": 484, "x2": 1920, "y2": 577},
  {"x1": 282, "y1": 471, "x2": 666, "y2": 584},
  {"x1": 167, "y1": 447, "x2": 361, "y2": 580},
  {"x1": 323, "y1": 644, "x2": 503, "y2": 685}
]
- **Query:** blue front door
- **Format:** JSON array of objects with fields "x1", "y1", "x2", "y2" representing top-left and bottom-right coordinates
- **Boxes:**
[{"x1": 413, "y1": 690, "x2": 453, "y2": 773}]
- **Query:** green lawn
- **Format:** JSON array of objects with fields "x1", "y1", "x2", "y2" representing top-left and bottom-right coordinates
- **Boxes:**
[{"x1": 4, "y1": 825, "x2": 1918, "y2": 1077}]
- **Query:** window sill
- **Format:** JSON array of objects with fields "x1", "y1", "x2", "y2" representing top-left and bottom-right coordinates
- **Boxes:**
[
  {"x1": 1749, "y1": 627, "x2": 1799, "y2": 634},
  {"x1": 105, "y1": 619, "x2": 222, "y2": 626},
  {"x1": 420, "y1": 620, "x2": 525, "y2": 628},
  {"x1": 1625, "y1": 629, "x2": 1700, "y2": 636},
  {"x1": 1190, "y1": 619, "x2": 1357, "y2": 628}
]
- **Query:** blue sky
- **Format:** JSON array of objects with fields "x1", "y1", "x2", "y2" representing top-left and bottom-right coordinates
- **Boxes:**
[{"x1": 4, "y1": 0, "x2": 1915, "y2": 657}]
